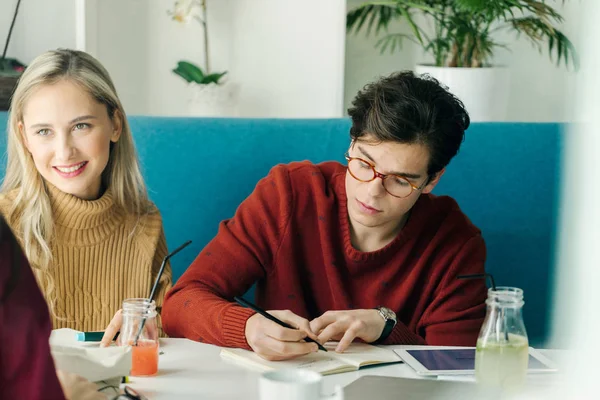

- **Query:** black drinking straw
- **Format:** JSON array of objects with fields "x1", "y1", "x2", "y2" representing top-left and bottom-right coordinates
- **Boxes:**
[
  {"x1": 133, "y1": 240, "x2": 192, "y2": 345},
  {"x1": 457, "y1": 273, "x2": 496, "y2": 291},
  {"x1": 457, "y1": 273, "x2": 509, "y2": 342}
]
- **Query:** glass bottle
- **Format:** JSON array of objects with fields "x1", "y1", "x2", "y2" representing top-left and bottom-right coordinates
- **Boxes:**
[
  {"x1": 117, "y1": 298, "x2": 159, "y2": 377},
  {"x1": 475, "y1": 287, "x2": 529, "y2": 390}
]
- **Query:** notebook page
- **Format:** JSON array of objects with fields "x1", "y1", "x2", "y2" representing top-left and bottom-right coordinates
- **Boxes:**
[
  {"x1": 220, "y1": 348, "x2": 355, "y2": 375},
  {"x1": 328, "y1": 342, "x2": 402, "y2": 368}
]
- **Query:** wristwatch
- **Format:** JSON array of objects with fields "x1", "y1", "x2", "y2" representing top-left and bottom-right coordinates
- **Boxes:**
[{"x1": 374, "y1": 306, "x2": 397, "y2": 344}]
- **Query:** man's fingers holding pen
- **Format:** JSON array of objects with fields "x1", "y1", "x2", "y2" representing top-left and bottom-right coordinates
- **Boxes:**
[
  {"x1": 245, "y1": 310, "x2": 320, "y2": 361},
  {"x1": 275, "y1": 310, "x2": 321, "y2": 343},
  {"x1": 251, "y1": 334, "x2": 318, "y2": 361}
]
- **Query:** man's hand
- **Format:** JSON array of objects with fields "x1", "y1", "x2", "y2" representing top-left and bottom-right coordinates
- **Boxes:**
[
  {"x1": 100, "y1": 310, "x2": 122, "y2": 347},
  {"x1": 309, "y1": 309, "x2": 385, "y2": 353},
  {"x1": 245, "y1": 310, "x2": 321, "y2": 361}
]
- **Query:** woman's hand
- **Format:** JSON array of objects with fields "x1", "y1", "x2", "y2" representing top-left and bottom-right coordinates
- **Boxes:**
[{"x1": 100, "y1": 309, "x2": 122, "y2": 347}]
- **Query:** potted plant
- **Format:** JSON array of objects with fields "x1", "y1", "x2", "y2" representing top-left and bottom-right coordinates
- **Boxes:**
[
  {"x1": 169, "y1": 0, "x2": 238, "y2": 117},
  {"x1": 346, "y1": 0, "x2": 578, "y2": 121},
  {"x1": 0, "y1": 0, "x2": 25, "y2": 111}
]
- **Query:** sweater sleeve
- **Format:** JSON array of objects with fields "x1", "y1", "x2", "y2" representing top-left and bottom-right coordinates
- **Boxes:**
[
  {"x1": 162, "y1": 165, "x2": 293, "y2": 348},
  {"x1": 388, "y1": 234, "x2": 487, "y2": 346},
  {"x1": 0, "y1": 220, "x2": 65, "y2": 400}
]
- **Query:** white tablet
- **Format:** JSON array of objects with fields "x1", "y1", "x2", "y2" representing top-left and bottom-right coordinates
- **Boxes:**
[{"x1": 394, "y1": 347, "x2": 558, "y2": 376}]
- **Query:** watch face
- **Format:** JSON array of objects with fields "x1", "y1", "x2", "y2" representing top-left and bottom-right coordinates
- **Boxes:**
[{"x1": 378, "y1": 307, "x2": 397, "y2": 322}]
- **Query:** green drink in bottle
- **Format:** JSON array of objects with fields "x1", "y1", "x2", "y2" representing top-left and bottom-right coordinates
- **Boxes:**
[{"x1": 475, "y1": 287, "x2": 529, "y2": 391}]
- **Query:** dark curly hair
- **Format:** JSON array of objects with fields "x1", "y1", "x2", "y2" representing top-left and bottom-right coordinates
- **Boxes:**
[{"x1": 348, "y1": 71, "x2": 470, "y2": 180}]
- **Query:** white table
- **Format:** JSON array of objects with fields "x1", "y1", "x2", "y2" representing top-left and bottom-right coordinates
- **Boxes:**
[{"x1": 125, "y1": 339, "x2": 564, "y2": 400}]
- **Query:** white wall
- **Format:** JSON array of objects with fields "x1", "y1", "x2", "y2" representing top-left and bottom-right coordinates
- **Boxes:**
[
  {"x1": 89, "y1": 0, "x2": 346, "y2": 117},
  {"x1": 85, "y1": 0, "x2": 151, "y2": 115},
  {"x1": 344, "y1": 0, "x2": 417, "y2": 115},
  {"x1": 230, "y1": 0, "x2": 346, "y2": 118},
  {"x1": 1, "y1": 0, "x2": 77, "y2": 64},
  {"x1": 345, "y1": 0, "x2": 581, "y2": 122},
  {"x1": 549, "y1": 2, "x2": 600, "y2": 398},
  {"x1": 0, "y1": 1, "x2": 16, "y2": 56},
  {"x1": 2, "y1": 0, "x2": 347, "y2": 118}
]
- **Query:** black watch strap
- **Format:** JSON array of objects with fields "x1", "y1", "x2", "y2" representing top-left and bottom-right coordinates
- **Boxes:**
[{"x1": 374, "y1": 318, "x2": 395, "y2": 344}]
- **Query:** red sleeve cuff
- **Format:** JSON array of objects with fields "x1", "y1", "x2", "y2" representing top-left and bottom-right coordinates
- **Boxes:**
[
  {"x1": 222, "y1": 306, "x2": 256, "y2": 349},
  {"x1": 384, "y1": 321, "x2": 426, "y2": 345}
]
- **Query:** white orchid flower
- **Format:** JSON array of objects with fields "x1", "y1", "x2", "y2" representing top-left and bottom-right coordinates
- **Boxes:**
[{"x1": 170, "y1": 0, "x2": 201, "y2": 24}]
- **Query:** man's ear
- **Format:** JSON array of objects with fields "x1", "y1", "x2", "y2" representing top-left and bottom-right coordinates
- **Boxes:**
[
  {"x1": 110, "y1": 110, "x2": 123, "y2": 143},
  {"x1": 421, "y1": 168, "x2": 445, "y2": 194},
  {"x1": 18, "y1": 122, "x2": 30, "y2": 152}
]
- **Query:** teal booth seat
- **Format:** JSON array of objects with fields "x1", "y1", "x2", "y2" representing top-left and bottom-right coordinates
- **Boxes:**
[{"x1": 0, "y1": 113, "x2": 563, "y2": 346}]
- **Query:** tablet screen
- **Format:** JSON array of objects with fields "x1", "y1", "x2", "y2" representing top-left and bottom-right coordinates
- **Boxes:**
[{"x1": 405, "y1": 349, "x2": 553, "y2": 371}]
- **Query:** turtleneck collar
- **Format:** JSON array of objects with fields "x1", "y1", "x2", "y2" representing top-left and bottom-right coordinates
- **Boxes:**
[{"x1": 46, "y1": 183, "x2": 124, "y2": 231}]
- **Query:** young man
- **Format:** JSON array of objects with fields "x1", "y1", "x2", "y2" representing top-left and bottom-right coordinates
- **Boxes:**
[{"x1": 162, "y1": 71, "x2": 487, "y2": 361}]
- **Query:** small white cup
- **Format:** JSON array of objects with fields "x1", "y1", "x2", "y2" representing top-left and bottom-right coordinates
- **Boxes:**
[{"x1": 259, "y1": 369, "x2": 343, "y2": 400}]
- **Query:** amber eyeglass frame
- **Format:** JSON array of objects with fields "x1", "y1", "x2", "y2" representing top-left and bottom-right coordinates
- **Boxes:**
[{"x1": 344, "y1": 152, "x2": 426, "y2": 198}]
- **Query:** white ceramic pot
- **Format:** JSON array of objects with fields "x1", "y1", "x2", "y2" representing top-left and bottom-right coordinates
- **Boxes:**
[
  {"x1": 188, "y1": 81, "x2": 240, "y2": 117},
  {"x1": 415, "y1": 65, "x2": 509, "y2": 122}
]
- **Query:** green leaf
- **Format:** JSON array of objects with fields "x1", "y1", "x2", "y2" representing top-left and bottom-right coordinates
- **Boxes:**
[
  {"x1": 375, "y1": 33, "x2": 418, "y2": 54},
  {"x1": 201, "y1": 71, "x2": 228, "y2": 84},
  {"x1": 366, "y1": 6, "x2": 380, "y2": 35},
  {"x1": 550, "y1": 29, "x2": 579, "y2": 70},
  {"x1": 397, "y1": 6, "x2": 423, "y2": 44},
  {"x1": 346, "y1": 5, "x2": 370, "y2": 34},
  {"x1": 173, "y1": 61, "x2": 205, "y2": 83},
  {"x1": 172, "y1": 67, "x2": 193, "y2": 83},
  {"x1": 347, "y1": 4, "x2": 396, "y2": 35},
  {"x1": 347, "y1": 0, "x2": 577, "y2": 70},
  {"x1": 509, "y1": 17, "x2": 578, "y2": 70},
  {"x1": 454, "y1": 0, "x2": 487, "y2": 12}
]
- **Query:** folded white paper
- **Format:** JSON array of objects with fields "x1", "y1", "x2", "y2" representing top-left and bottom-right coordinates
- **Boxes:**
[{"x1": 50, "y1": 328, "x2": 132, "y2": 382}]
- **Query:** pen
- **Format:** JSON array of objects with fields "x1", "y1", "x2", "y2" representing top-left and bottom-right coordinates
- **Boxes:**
[
  {"x1": 76, "y1": 331, "x2": 120, "y2": 342},
  {"x1": 234, "y1": 296, "x2": 327, "y2": 352}
]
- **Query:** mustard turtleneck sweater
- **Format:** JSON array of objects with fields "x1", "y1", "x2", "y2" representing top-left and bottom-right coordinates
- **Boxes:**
[{"x1": 0, "y1": 184, "x2": 172, "y2": 333}]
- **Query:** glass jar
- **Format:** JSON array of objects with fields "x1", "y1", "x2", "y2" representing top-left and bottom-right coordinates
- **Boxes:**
[
  {"x1": 117, "y1": 298, "x2": 159, "y2": 377},
  {"x1": 475, "y1": 287, "x2": 529, "y2": 390}
]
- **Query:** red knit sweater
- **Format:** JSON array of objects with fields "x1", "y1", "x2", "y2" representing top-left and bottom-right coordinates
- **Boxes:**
[{"x1": 163, "y1": 161, "x2": 487, "y2": 349}]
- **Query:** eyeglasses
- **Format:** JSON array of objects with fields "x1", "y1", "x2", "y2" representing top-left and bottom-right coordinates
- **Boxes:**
[
  {"x1": 345, "y1": 152, "x2": 426, "y2": 198},
  {"x1": 99, "y1": 384, "x2": 146, "y2": 400}
]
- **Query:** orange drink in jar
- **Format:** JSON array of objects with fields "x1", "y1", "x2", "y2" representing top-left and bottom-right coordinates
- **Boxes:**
[
  {"x1": 118, "y1": 298, "x2": 160, "y2": 377},
  {"x1": 131, "y1": 339, "x2": 159, "y2": 376}
]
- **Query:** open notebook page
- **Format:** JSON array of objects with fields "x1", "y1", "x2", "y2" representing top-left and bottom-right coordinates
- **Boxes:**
[
  {"x1": 220, "y1": 342, "x2": 401, "y2": 376},
  {"x1": 327, "y1": 342, "x2": 401, "y2": 367}
]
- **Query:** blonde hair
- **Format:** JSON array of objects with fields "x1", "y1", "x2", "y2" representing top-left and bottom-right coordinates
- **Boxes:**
[{"x1": 2, "y1": 49, "x2": 153, "y2": 314}]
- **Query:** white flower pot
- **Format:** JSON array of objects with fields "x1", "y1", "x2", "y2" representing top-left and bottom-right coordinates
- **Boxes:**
[
  {"x1": 415, "y1": 65, "x2": 510, "y2": 122},
  {"x1": 188, "y1": 81, "x2": 240, "y2": 117}
]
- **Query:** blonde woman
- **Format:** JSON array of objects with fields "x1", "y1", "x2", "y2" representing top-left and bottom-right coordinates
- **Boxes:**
[{"x1": 0, "y1": 49, "x2": 172, "y2": 345}]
